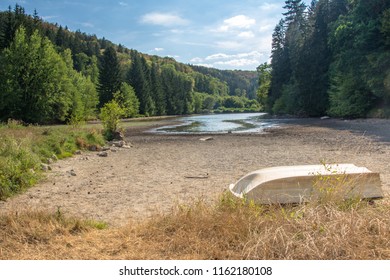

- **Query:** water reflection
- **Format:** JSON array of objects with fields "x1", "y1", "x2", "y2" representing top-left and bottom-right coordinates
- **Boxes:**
[{"x1": 152, "y1": 113, "x2": 277, "y2": 134}]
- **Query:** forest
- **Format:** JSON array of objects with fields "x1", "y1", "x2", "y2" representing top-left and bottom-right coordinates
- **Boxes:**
[
  {"x1": 0, "y1": 5, "x2": 260, "y2": 125},
  {"x1": 1, "y1": 1, "x2": 389, "y2": 124},
  {"x1": 259, "y1": 0, "x2": 390, "y2": 118}
]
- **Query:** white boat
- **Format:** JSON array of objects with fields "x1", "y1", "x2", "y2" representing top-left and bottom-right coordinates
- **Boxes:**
[{"x1": 229, "y1": 164, "x2": 383, "y2": 204}]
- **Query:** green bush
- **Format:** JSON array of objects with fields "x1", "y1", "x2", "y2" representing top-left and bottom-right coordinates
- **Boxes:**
[
  {"x1": 99, "y1": 100, "x2": 124, "y2": 140},
  {"x1": 0, "y1": 137, "x2": 41, "y2": 199},
  {"x1": 0, "y1": 125, "x2": 105, "y2": 200}
]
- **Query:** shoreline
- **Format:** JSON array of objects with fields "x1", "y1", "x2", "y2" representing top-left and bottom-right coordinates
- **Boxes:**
[{"x1": 0, "y1": 118, "x2": 389, "y2": 226}]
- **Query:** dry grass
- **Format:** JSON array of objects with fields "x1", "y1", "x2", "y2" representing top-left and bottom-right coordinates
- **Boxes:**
[{"x1": 1, "y1": 192, "x2": 390, "y2": 260}]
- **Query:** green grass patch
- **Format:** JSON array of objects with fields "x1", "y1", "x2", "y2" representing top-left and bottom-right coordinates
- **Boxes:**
[{"x1": 0, "y1": 123, "x2": 105, "y2": 200}]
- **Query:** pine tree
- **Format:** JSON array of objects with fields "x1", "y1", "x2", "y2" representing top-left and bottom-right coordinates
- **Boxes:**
[
  {"x1": 98, "y1": 46, "x2": 121, "y2": 107},
  {"x1": 113, "y1": 82, "x2": 139, "y2": 118},
  {"x1": 150, "y1": 62, "x2": 166, "y2": 115},
  {"x1": 269, "y1": 19, "x2": 290, "y2": 113},
  {"x1": 127, "y1": 50, "x2": 155, "y2": 116}
]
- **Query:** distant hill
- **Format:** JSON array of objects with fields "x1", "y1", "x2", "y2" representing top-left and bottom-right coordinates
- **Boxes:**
[{"x1": 0, "y1": 5, "x2": 261, "y2": 123}]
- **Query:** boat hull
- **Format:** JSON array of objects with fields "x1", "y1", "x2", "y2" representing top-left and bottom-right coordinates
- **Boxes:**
[{"x1": 229, "y1": 164, "x2": 383, "y2": 204}]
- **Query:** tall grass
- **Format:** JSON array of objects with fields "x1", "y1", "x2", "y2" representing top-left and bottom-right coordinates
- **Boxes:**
[
  {"x1": 1, "y1": 192, "x2": 389, "y2": 260},
  {"x1": 0, "y1": 121, "x2": 105, "y2": 200}
]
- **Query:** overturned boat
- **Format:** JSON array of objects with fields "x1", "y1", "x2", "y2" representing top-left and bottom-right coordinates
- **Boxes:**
[{"x1": 229, "y1": 164, "x2": 383, "y2": 204}]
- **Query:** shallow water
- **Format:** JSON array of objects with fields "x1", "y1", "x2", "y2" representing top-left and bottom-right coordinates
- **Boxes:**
[{"x1": 152, "y1": 113, "x2": 278, "y2": 134}]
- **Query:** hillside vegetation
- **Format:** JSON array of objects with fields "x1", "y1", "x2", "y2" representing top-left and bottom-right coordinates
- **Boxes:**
[
  {"x1": 260, "y1": 0, "x2": 390, "y2": 118},
  {"x1": 0, "y1": 5, "x2": 260, "y2": 125}
]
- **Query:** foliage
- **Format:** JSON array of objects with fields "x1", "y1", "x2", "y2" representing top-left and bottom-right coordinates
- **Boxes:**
[
  {"x1": 113, "y1": 82, "x2": 140, "y2": 118},
  {"x1": 0, "y1": 124, "x2": 105, "y2": 200},
  {"x1": 127, "y1": 50, "x2": 155, "y2": 116},
  {"x1": 256, "y1": 63, "x2": 272, "y2": 111},
  {"x1": 99, "y1": 100, "x2": 124, "y2": 140},
  {"x1": 98, "y1": 46, "x2": 121, "y2": 107},
  {"x1": 0, "y1": 5, "x2": 262, "y2": 124},
  {"x1": 0, "y1": 27, "x2": 72, "y2": 123},
  {"x1": 0, "y1": 136, "x2": 41, "y2": 199},
  {"x1": 267, "y1": 0, "x2": 390, "y2": 118},
  {"x1": 0, "y1": 26, "x2": 99, "y2": 124}
]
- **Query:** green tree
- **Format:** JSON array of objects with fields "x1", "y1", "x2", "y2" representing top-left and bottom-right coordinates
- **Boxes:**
[
  {"x1": 203, "y1": 95, "x2": 216, "y2": 112},
  {"x1": 0, "y1": 27, "x2": 73, "y2": 123},
  {"x1": 327, "y1": 0, "x2": 390, "y2": 117},
  {"x1": 192, "y1": 92, "x2": 204, "y2": 114},
  {"x1": 150, "y1": 62, "x2": 166, "y2": 116},
  {"x1": 98, "y1": 46, "x2": 121, "y2": 107},
  {"x1": 256, "y1": 62, "x2": 272, "y2": 111},
  {"x1": 113, "y1": 82, "x2": 140, "y2": 118},
  {"x1": 127, "y1": 50, "x2": 155, "y2": 116},
  {"x1": 100, "y1": 100, "x2": 124, "y2": 140},
  {"x1": 382, "y1": 9, "x2": 390, "y2": 46},
  {"x1": 269, "y1": 19, "x2": 290, "y2": 114}
]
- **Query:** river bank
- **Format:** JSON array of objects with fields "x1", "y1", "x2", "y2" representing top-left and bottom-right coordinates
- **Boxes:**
[{"x1": 0, "y1": 118, "x2": 389, "y2": 226}]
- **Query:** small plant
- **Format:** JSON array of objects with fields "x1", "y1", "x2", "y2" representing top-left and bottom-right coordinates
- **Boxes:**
[
  {"x1": 0, "y1": 125, "x2": 105, "y2": 199},
  {"x1": 67, "y1": 114, "x2": 85, "y2": 128},
  {"x1": 0, "y1": 136, "x2": 41, "y2": 200},
  {"x1": 99, "y1": 100, "x2": 124, "y2": 140},
  {"x1": 311, "y1": 161, "x2": 363, "y2": 206},
  {"x1": 6, "y1": 119, "x2": 25, "y2": 129}
]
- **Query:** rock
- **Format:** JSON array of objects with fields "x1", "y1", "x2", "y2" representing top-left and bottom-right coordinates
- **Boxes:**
[
  {"x1": 122, "y1": 144, "x2": 132, "y2": 149},
  {"x1": 67, "y1": 169, "x2": 77, "y2": 176},
  {"x1": 101, "y1": 146, "x2": 111, "y2": 151},
  {"x1": 199, "y1": 137, "x2": 214, "y2": 141},
  {"x1": 41, "y1": 163, "x2": 51, "y2": 171},
  {"x1": 47, "y1": 158, "x2": 54, "y2": 164},
  {"x1": 51, "y1": 154, "x2": 58, "y2": 161},
  {"x1": 97, "y1": 151, "x2": 109, "y2": 157},
  {"x1": 88, "y1": 145, "x2": 101, "y2": 152},
  {"x1": 111, "y1": 140, "x2": 126, "y2": 147},
  {"x1": 321, "y1": 116, "x2": 330, "y2": 120},
  {"x1": 112, "y1": 131, "x2": 125, "y2": 140},
  {"x1": 74, "y1": 150, "x2": 82, "y2": 155}
]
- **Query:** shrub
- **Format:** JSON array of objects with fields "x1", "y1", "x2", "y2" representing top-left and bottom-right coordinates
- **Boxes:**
[
  {"x1": 99, "y1": 100, "x2": 124, "y2": 140},
  {"x1": 0, "y1": 137, "x2": 41, "y2": 199}
]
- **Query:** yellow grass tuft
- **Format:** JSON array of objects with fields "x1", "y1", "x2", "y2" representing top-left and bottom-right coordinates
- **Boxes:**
[{"x1": 1, "y1": 192, "x2": 390, "y2": 260}]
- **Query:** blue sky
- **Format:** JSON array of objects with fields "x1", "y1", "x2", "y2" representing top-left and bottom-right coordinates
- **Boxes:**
[{"x1": 0, "y1": 0, "x2": 286, "y2": 70}]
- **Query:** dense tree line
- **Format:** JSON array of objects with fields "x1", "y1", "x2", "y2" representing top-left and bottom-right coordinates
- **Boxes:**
[
  {"x1": 263, "y1": 0, "x2": 390, "y2": 118},
  {"x1": 0, "y1": 5, "x2": 260, "y2": 124},
  {"x1": 191, "y1": 65, "x2": 259, "y2": 99}
]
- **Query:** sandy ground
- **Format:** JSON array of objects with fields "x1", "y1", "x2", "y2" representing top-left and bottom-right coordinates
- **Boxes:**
[{"x1": 1, "y1": 118, "x2": 389, "y2": 226}]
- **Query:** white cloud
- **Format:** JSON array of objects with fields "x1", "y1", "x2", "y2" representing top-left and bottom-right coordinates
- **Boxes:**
[
  {"x1": 166, "y1": 54, "x2": 180, "y2": 59},
  {"x1": 206, "y1": 51, "x2": 262, "y2": 61},
  {"x1": 218, "y1": 15, "x2": 256, "y2": 32},
  {"x1": 238, "y1": 31, "x2": 255, "y2": 38},
  {"x1": 205, "y1": 53, "x2": 229, "y2": 60},
  {"x1": 200, "y1": 51, "x2": 263, "y2": 69},
  {"x1": 119, "y1": 2, "x2": 128, "y2": 6},
  {"x1": 215, "y1": 58, "x2": 259, "y2": 67},
  {"x1": 190, "y1": 57, "x2": 204, "y2": 63},
  {"x1": 140, "y1": 12, "x2": 189, "y2": 27},
  {"x1": 194, "y1": 63, "x2": 214, "y2": 68},
  {"x1": 153, "y1": 47, "x2": 164, "y2": 52}
]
